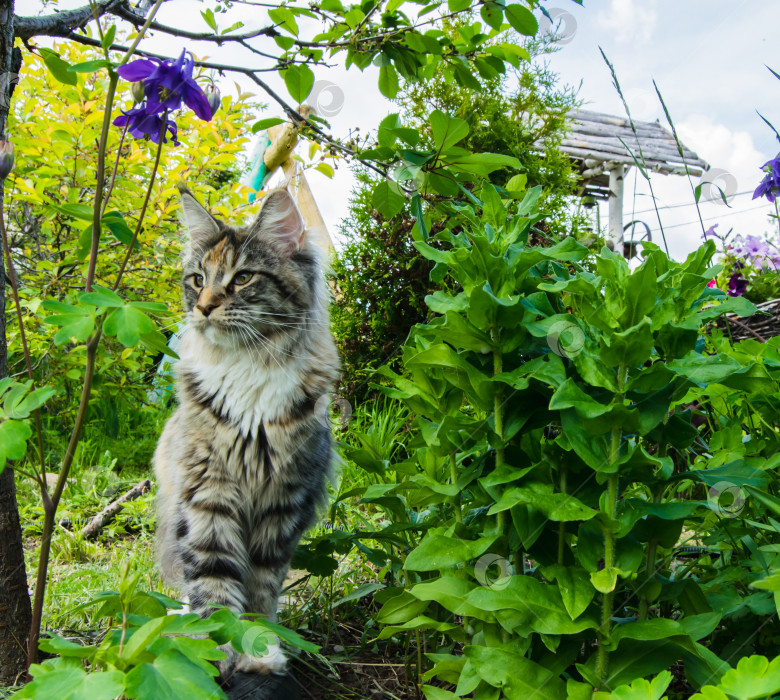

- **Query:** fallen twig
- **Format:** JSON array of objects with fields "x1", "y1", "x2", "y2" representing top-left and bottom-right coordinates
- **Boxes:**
[{"x1": 80, "y1": 479, "x2": 152, "y2": 539}]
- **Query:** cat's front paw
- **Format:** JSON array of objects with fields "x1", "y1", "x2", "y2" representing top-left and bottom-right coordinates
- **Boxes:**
[
  {"x1": 215, "y1": 642, "x2": 238, "y2": 684},
  {"x1": 235, "y1": 642, "x2": 288, "y2": 676}
]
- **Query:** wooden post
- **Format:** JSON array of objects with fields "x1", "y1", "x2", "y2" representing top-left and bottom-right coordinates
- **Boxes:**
[
  {"x1": 281, "y1": 160, "x2": 333, "y2": 255},
  {"x1": 608, "y1": 164, "x2": 624, "y2": 254}
]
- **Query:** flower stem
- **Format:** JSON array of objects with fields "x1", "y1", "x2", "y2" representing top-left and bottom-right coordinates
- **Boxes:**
[
  {"x1": 100, "y1": 122, "x2": 129, "y2": 218},
  {"x1": 113, "y1": 115, "x2": 166, "y2": 290},
  {"x1": 86, "y1": 71, "x2": 118, "y2": 292}
]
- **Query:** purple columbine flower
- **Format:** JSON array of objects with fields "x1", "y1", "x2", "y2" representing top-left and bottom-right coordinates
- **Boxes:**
[
  {"x1": 727, "y1": 273, "x2": 748, "y2": 297},
  {"x1": 113, "y1": 107, "x2": 179, "y2": 145},
  {"x1": 113, "y1": 50, "x2": 212, "y2": 143},
  {"x1": 753, "y1": 156, "x2": 780, "y2": 202},
  {"x1": 118, "y1": 50, "x2": 213, "y2": 121}
]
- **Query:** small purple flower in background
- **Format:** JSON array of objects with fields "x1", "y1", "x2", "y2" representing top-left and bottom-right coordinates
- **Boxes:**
[
  {"x1": 703, "y1": 224, "x2": 718, "y2": 240},
  {"x1": 753, "y1": 156, "x2": 780, "y2": 202},
  {"x1": 728, "y1": 273, "x2": 748, "y2": 297},
  {"x1": 113, "y1": 49, "x2": 212, "y2": 143},
  {"x1": 742, "y1": 234, "x2": 770, "y2": 260}
]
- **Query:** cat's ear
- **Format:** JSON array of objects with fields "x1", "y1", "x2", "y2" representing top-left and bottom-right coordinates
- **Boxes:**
[
  {"x1": 248, "y1": 189, "x2": 305, "y2": 256},
  {"x1": 178, "y1": 185, "x2": 220, "y2": 246}
]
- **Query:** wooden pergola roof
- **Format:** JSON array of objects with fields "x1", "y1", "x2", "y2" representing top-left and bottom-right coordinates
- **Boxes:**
[{"x1": 561, "y1": 109, "x2": 710, "y2": 200}]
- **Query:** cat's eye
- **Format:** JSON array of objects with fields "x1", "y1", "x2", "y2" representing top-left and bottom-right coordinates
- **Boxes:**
[
  {"x1": 232, "y1": 271, "x2": 252, "y2": 286},
  {"x1": 191, "y1": 274, "x2": 204, "y2": 289}
]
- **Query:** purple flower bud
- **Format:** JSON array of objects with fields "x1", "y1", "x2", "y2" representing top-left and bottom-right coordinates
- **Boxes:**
[
  {"x1": 131, "y1": 81, "x2": 146, "y2": 104},
  {"x1": 0, "y1": 141, "x2": 14, "y2": 181},
  {"x1": 206, "y1": 85, "x2": 221, "y2": 116}
]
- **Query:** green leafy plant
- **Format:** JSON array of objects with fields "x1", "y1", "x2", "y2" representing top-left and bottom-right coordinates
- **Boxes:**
[
  {"x1": 343, "y1": 180, "x2": 780, "y2": 696},
  {"x1": 12, "y1": 563, "x2": 318, "y2": 700}
]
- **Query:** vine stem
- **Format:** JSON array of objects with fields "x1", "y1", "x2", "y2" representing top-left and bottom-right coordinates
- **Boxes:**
[
  {"x1": 0, "y1": 195, "x2": 47, "y2": 489},
  {"x1": 595, "y1": 365, "x2": 627, "y2": 688},
  {"x1": 449, "y1": 453, "x2": 462, "y2": 523},
  {"x1": 492, "y1": 331, "x2": 506, "y2": 540},
  {"x1": 26, "y1": 2, "x2": 165, "y2": 669}
]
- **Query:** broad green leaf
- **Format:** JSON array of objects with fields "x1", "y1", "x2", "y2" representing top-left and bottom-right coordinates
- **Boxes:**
[
  {"x1": 378, "y1": 64, "x2": 399, "y2": 98},
  {"x1": 120, "y1": 616, "x2": 172, "y2": 662},
  {"x1": 410, "y1": 576, "x2": 491, "y2": 619},
  {"x1": 505, "y1": 4, "x2": 539, "y2": 35},
  {"x1": 550, "y1": 378, "x2": 612, "y2": 418},
  {"x1": 79, "y1": 286, "x2": 123, "y2": 308},
  {"x1": 101, "y1": 211, "x2": 137, "y2": 247},
  {"x1": 0, "y1": 419, "x2": 32, "y2": 471},
  {"x1": 376, "y1": 590, "x2": 429, "y2": 624},
  {"x1": 104, "y1": 306, "x2": 157, "y2": 347},
  {"x1": 676, "y1": 459, "x2": 769, "y2": 489},
  {"x1": 16, "y1": 665, "x2": 124, "y2": 700},
  {"x1": 543, "y1": 564, "x2": 595, "y2": 620},
  {"x1": 488, "y1": 482, "x2": 597, "y2": 522},
  {"x1": 67, "y1": 60, "x2": 111, "y2": 73},
  {"x1": 404, "y1": 534, "x2": 496, "y2": 571},
  {"x1": 430, "y1": 109, "x2": 469, "y2": 151},
  {"x1": 282, "y1": 64, "x2": 314, "y2": 104},
  {"x1": 372, "y1": 179, "x2": 405, "y2": 218},
  {"x1": 125, "y1": 649, "x2": 226, "y2": 699},
  {"x1": 466, "y1": 575, "x2": 598, "y2": 635},
  {"x1": 43, "y1": 314, "x2": 95, "y2": 345},
  {"x1": 715, "y1": 654, "x2": 780, "y2": 700},
  {"x1": 251, "y1": 117, "x2": 286, "y2": 133},
  {"x1": 39, "y1": 48, "x2": 78, "y2": 86},
  {"x1": 464, "y1": 645, "x2": 565, "y2": 699},
  {"x1": 592, "y1": 670, "x2": 672, "y2": 700}
]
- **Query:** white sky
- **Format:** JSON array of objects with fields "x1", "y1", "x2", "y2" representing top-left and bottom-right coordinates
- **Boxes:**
[{"x1": 19, "y1": 0, "x2": 780, "y2": 260}]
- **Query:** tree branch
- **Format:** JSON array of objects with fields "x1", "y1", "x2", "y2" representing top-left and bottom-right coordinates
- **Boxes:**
[
  {"x1": 15, "y1": 0, "x2": 125, "y2": 40},
  {"x1": 111, "y1": 4, "x2": 280, "y2": 45}
]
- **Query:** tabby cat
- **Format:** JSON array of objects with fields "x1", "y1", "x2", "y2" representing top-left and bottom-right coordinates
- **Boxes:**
[{"x1": 153, "y1": 187, "x2": 339, "y2": 679}]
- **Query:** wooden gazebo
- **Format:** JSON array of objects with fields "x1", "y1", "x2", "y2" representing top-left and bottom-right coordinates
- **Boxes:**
[{"x1": 556, "y1": 109, "x2": 710, "y2": 254}]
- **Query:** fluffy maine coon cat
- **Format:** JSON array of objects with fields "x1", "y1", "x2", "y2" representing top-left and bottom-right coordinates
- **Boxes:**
[{"x1": 153, "y1": 186, "x2": 339, "y2": 680}]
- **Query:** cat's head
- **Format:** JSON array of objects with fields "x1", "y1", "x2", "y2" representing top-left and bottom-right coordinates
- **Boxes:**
[{"x1": 178, "y1": 186, "x2": 320, "y2": 346}]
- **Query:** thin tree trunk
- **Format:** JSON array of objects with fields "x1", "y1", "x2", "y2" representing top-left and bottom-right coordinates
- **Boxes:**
[{"x1": 0, "y1": 0, "x2": 33, "y2": 685}]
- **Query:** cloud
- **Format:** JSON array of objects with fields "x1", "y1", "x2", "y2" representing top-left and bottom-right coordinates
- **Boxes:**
[{"x1": 596, "y1": 0, "x2": 658, "y2": 44}]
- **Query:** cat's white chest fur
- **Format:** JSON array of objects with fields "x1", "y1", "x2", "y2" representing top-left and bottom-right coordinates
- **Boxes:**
[{"x1": 176, "y1": 328, "x2": 299, "y2": 437}]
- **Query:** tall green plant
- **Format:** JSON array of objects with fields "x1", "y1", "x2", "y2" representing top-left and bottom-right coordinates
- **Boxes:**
[{"x1": 347, "y1": 182, "x2": 780, "y2": 696}]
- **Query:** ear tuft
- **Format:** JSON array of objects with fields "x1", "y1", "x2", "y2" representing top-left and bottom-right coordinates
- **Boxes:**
[
  {"x1": 249, "y1": 189, "x2": 305, "y2": 255},
  {"x1": 179, "y1": 188, "x2": 220, "y2": 246}
]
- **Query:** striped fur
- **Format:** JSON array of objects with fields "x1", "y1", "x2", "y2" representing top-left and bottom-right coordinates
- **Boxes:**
[{"x1": 154, "y1": 188, "x2": 339, "y2": 679}]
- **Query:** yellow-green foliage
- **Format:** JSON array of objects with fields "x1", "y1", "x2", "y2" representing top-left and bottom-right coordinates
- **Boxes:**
[{"x1": 7, "y1": 42, "x2": 263, "y2": 419}]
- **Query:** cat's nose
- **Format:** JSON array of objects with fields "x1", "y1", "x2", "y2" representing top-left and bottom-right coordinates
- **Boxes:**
[{"x1": 196, "y1": 300, "x2": 220, "y2": 317}]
